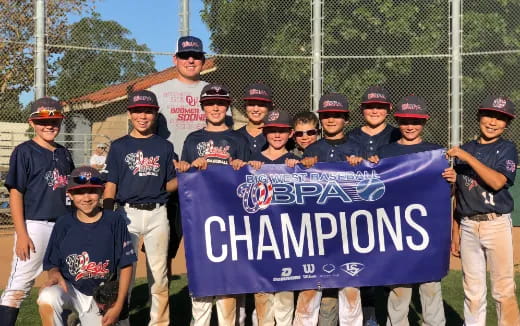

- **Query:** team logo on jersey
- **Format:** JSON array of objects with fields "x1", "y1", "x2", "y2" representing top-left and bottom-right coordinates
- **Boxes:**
[
  {"x1": 125, "y1": 150, "x2": 160, "y2": 176},
  {"x1": 44, "y1": 168, "x2": 68, "y2": 190},
  {"x1": 197, "y1": 140, "x2": 231, "y2": 165},
  {"x1": 506, "y1": 160, "x2": 516, "y2": 172},
  {"x1": 65, "y1": 251, "x2": 110, "y2": 281},
  {"x1": 236, "y1": 171, "x2": 385, "y2": 213}
]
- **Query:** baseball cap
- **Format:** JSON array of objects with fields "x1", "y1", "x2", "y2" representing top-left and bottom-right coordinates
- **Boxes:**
[
  {"x1": 243, "y1": 83, "x2": 273, "y2": 103},
  {"x1": 127, "y1": 90, "x2": 159, "y2": 110},
  {"x1": 29, "y1": 97, "x2": 64, "y2": 120},
  {"x1": 200, "y1": 84, "x2": 232, "y2": 103},
  {"x1": 318, "y1": 93, "x2": 349, "y2": 113},
  {"x1": 176, "y1": 36, "x2": 205, "y2": 54},
  {"x1": 478, "y1": 95, "x2": 515, "y2": 119},
  {"x1": 67, "y1": 166, "x2": 105, "y2": 191},
  {"x1": 262, "y1": 110, "x2": 292, "y2": 128},
  {"x1": 394, "y1": 95, "x2": 430, "y2": 119},
  {"x1": 361, "y1": 86, "x2": 392, "y2": 108}
]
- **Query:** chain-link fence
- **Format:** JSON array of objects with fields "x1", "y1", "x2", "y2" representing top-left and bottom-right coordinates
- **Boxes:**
[{"x1": 1, "y1": 1, "x2": 520, "y2": 225}]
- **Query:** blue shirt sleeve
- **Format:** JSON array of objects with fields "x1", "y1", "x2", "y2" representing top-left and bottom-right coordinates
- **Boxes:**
[
  {"x1": 5, "y1": 146, "x2": 29, "y2": 193},
  {"x1": 105, "y1": 143, "x2": 120, "y2": 184},
  {"x1": 166, "y1": 142, "x2": 176, "y2": 181},
  {"x1": 496, "y1": 142, "x2": 518, "y2": 186},
  {"x1": 302, "y1": 143, "x2": 319, "y2": 158}
]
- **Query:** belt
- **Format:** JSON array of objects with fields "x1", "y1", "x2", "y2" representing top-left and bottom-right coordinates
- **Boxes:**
[
  {"x1": 125, "y1": 203, "x2": 163, "y2": 211},
  {"x1": 466, "y1": 212, "x2": 502, "y2": 221}
]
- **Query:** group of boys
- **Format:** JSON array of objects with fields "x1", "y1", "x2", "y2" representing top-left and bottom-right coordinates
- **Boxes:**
[{"x1": 0, "y1": 34, "x2": 518, "y2": 326}]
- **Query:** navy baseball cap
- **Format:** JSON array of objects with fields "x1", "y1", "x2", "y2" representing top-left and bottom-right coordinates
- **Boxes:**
[
  {"x1": 394, "y1": 95, "x2": 430, "y2": 119},
  {"x1": 244, "y1": 83, "x2": 273, "y2": 103},
  {"x1": 200, "y1": 83, "x2": 232, "y2": 103},
  {"x1": 67, "y1": 166, "x2": 105, "y2": 191},
  {"x1": 176, "y1": 36, "x2": 205, "y2": 54},
  {"x1": 29, "y1": 97, "x2": 64, "y2": 120},
  {"x1": 262, "y1": 110, "x2": 292, "y2": 128},
  {"x1": 318, "y1": 93, "x2": 349, "y2": 113},
  {"x1": 361, "y1": 86, "x2": 392, "y2": 108},
  {"x1": 127, "y1": 90, "x2": 159, "y2": 110},
  {"x1": 479, "y1": 95, "x2": 515, "y2": 119}
]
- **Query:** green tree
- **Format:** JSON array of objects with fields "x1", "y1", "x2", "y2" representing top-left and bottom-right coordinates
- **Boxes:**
[
  {"x1": 0, "y1": 0, "x2": 94, "y2": 121},
  {"x1": 201, "y1": 0, "x2": 520, "y2": 145},
  {"x1": 51, "y1": 14, "x2": 156, "y2": 100}
]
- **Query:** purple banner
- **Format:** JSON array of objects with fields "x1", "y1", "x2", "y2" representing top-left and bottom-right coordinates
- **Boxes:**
[{"x1": 179, "y1": 149, "x2": 451, "y2": 297}]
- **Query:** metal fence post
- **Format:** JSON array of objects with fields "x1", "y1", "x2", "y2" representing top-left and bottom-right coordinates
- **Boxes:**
[
  {"x1": 311, "y1": 0, "x2": 323, "y2": 112},
  {"x1": 179, "y1": 0, "x2": 190, "y2": 37},
  {"x1": 450, "y1": 0, "x2": 462, "y2": 147},
  {"x1": 34, "y1": 0, "x2": 46, "y2": 99}
]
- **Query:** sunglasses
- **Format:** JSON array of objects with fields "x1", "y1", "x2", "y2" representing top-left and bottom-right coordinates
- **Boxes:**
[
  {"x1": 294, "y1": 129, "x2": 319, "y2": 137},
  {"x1": 176, "y1": 52, "x2": 204, "y2": 60},
  {"x1": 73, "y1": 176, "x2": 105, "y2": 186},
  {"x1": 30, "y1": 109, "x2": 64, "y2": 119}
]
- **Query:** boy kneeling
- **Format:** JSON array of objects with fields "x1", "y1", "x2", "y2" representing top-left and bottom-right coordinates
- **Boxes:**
[{"x1": 38, "y1": 166, "x2": 136, "y2": 326}]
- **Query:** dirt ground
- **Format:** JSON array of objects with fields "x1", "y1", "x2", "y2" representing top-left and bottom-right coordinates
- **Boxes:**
[
  {"x1": 0, "y1": 230, "x2": 187, "y2": 288},
  {"x1": 1, "y1": 228, "x2": 520, "y2": 288}
]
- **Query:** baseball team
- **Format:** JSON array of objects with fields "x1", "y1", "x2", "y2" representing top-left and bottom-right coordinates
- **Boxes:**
[{"x1": 0, "y1": 35, "x2": 518, "y2": 326}]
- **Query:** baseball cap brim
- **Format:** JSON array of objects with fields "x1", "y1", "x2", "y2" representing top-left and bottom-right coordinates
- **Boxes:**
[
  {"x1": 261, "y1": 123, "x2": 292, "y2": 128},
  {"x1": 127, "y1": 104, "x2": 160, "y2": 110},
  {"x1": 394, "y1": 113, "x2": 430, "y2": 119},
  {"x1": 361, "y1": 101, "x2": 392, "y2": 106},
  {"x1": 29, "y1": 116, "x2": 64, "y2": 121},
  {"x1": 318, "y1": 109, "x2": 349, "y2": 113},
  {"x1": 67, "y1": 184, "x2": 104, "y2": 192},
  {"x1": 176, "y1": 49, "x2": 206, "y2": 54},
  {"x1": 243, "y1": 96, "x2": 272, "y2": 102},
  {"x1": 478, "y1": 108, "x2": 515, "y2": 119},
  {"x1": 200, "y1": 96, "x2": 232, "y2": 103}
]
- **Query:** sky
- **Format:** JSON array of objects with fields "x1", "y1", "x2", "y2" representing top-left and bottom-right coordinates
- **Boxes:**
[
  {"x1": 79, "y1": 0, "x2": 212, "y2": 70},
  {"x1": 21, "y1": 0, "x2": 212, "y2": 105}
]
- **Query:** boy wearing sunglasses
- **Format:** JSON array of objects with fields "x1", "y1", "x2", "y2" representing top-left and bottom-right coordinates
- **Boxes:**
[
  {"x1": 369, "y1": 95, "x2": 455, "y2": 326},
  {"x1": 178, "y1": 83, "x2": 249, "y2": 326},
  {"x1": 103, "y1": 90, "x2": 178, "y2": 326},
  {"x1": 296, "y1": 93, "x2": 363, "y2": 326},
  {"x1": 291, "y1": 111, "x2": 320, "y2": 158},
  {"x1": 37, "y1": 166, "x2": 136, "y2": 326},
  {"x1": 0, "y1": 98, "x2": 74, "y2": 325}
]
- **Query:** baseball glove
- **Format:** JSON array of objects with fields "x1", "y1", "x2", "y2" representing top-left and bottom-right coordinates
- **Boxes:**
[{"x1": 92, "y1": 275, "x2": 129, "y2": 320}]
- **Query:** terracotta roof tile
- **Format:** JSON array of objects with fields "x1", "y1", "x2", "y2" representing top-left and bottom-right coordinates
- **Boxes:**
[{"x1": 66, "y1": 58, "x2": 216, "y2": 106}]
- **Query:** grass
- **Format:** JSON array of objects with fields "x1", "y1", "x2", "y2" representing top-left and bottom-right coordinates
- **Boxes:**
[{"x1": 8, "y1": 271, "x2": 520, "y2": 325}]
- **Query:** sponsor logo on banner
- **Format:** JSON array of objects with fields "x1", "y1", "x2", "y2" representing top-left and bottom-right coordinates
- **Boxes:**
[
  {"x1": 237, "y1": 171, "x2": 386, "y2": 213},
  {"x1": 341, "y1": 262, "x2": 365, "y2": 276},
  {"x1": 303, "y1": 264, "x2": 315, "y2": 274},
  {"x1": 323, "y1": 264, "x2": 336, "y2": 274}
]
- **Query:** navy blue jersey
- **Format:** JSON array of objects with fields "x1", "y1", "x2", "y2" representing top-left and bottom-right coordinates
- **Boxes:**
[
  {"x1": 303, "y1": 138, "x2": 362, "y2": 162},
  {"x1": 236, "y1": 126, "x2": 267, "y2": 154},
  {"x1": 250, "y1": 151, "x2": 299, "y2": 164},
  {"x1": 181, "y1": 128, "x2": 250, "y2": 164},
  {"x1": 43, "y1": 210, "x2": 136, "y2": 296},
  {"x1": 105, "y1": 135, "x2": 176, "y2": 204},
  {"x1": 5, "y1": 140, "x2": 74, "y2": 221},
  {"x1": 377, "y1": 142, "x2": 442, "y2": 159},
  {"x1": 347, "y1": 125, "x2": 401, "y2": 157},
  {"x1": 454, "y1": 138, "x2": 518, "y2": 216}
]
